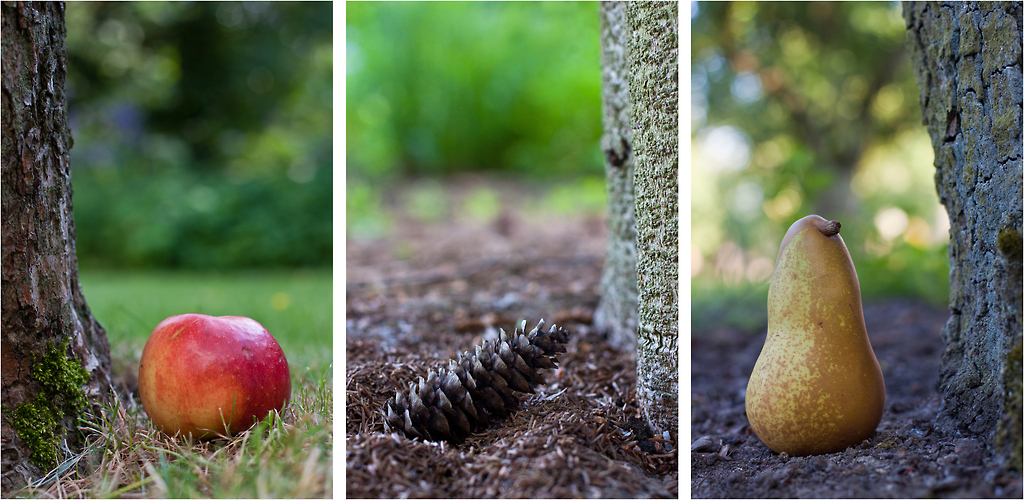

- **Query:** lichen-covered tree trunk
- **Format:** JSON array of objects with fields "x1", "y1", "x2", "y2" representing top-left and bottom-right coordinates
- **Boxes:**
[
  {"x1": 1, "y1": 1, "x2": 113, "y2": 492},
  {"x1": 903, "y1": 1, "x2": 1023, "y2": 470},
  {"x1": 629, "y1": 0, "x2": 679, "y2": 440},
  {"x1": 594, "y1": 1, "x2": 638, "y2": 350}
]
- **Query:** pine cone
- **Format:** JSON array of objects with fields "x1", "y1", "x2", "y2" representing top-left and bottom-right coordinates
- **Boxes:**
[{"x1": 383, "y1": 319, "x2": 571, "y2": 444}]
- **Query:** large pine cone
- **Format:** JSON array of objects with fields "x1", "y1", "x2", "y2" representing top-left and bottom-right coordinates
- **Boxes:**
[{"x1": 383, "y1": 319, "x2": 571, "y2": 444}]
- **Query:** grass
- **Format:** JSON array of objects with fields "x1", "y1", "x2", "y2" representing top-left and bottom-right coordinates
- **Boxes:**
[
  {"x1": 12, "y1": 269, "x2": 334, "y2": 498},
  {"x1": 78, "y1": 269, "x2": 332, "y2": 371},
  {"x1": 691, "y1": 277, "x2": 772, "y2": 336},
  {"x1": 692, "y1": 246, "x2": 950, "y2": 337}
]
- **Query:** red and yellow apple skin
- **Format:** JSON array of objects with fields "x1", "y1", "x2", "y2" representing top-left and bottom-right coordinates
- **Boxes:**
[{"x1": 139, "y1": 313, "x2": 291, "y2": 439}]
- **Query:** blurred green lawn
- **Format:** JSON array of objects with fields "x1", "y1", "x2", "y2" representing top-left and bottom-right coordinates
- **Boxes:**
[{"x1": 79, "y1": 269, "x2": 332, "y2": 374}]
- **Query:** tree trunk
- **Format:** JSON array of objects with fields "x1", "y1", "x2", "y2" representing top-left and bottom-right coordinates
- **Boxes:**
[
  {"x1": 594, "y1": 1, "x2": 638, "y2": 350},
  {"x1": 903, "y1": 1, "x2": 1023, "y2": 470},
  {"x1": 629, "y1": 0, "x2": 679, "y2": 440},
  {"x1": 1, "y1": 1, "x2": 113, "y2": 492}
]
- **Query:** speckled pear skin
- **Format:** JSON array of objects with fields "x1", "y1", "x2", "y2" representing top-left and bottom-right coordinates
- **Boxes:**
[{"x1": 745, "y1": 215, "x2": 885, "y2": 456}]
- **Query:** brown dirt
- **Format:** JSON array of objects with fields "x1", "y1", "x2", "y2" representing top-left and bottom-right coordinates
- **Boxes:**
[
  {"x1": 345, "y1": 177, "x2": 678, "y2": 498},
  {"x1": 692, "y1": 300, "x2": 1024, "y2": 498}
]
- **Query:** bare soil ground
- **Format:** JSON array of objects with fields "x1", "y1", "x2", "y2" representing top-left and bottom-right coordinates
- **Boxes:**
[
  {"x1": 345, "y1": 177, "x2": 678, "y2": 498},
  {"x1": 692, "y1": 301, "x2": 1024, "y2": 498}
]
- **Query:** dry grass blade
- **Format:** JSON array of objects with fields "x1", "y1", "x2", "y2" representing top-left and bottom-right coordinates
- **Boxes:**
[{"x1": 11, "y1": 367, "x2": 333, "y2": 499}]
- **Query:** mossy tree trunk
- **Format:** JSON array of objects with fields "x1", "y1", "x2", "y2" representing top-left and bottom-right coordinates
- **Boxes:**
[
  {"x1": 594, "y1": 1, "x2": 638, "y2": 350},
  {"x1": 1, "y1": 1, "x2": 113, "y2": 492},
  {"x1": 629, "y1": 0, "x2": 679, "y2": 440},
  {"x1": 903, "y1": 1, "x2": 1023, "y2": 470}
]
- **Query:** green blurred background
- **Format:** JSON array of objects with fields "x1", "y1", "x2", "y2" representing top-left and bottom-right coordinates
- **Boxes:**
[
  {"x1": 691, "y1": 1, "x2": 949, "y2": 333},
  {"x1": 68, "y1": 2, "x2": 332, "y2": 269},
  {"x1": 66, "y1": 2, "x2": 332, "y2": 368},
  {"x1": 346, "y1": 1, "x2": 605, "y2": 240}
]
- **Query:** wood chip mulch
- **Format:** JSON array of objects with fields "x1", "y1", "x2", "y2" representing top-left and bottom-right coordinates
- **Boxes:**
[
  {"x1": 347, "y1": 330, "x2": 677, "y2": 498},
  {"x1": 345, "y1": 179, "x2": 678, "y2": 498}
]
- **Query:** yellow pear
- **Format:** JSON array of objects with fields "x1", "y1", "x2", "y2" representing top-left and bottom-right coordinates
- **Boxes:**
[{"x1": 745, "y1": 215, "x2": 885, "y2": 456}]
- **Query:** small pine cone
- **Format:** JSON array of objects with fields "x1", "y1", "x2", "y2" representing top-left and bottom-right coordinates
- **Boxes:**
[{"x1": 383, "y1": 319, "x2": 571, "y2": 443}]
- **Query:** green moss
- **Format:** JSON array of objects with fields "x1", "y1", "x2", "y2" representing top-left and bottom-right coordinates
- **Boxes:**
[
  {"x1": 873, "y1": 433, "x2": 899, "y2": 450},
  {"x1": 981, "y1": 9, "x2": 1021, "y2": 78},
  {"x1": 9, "y1": 338, "x2": 90, "y2": 469},
  {"x1": 996, "y1": 340, "x2": 1023, "y2": 472},
  {"x1": 31, "y1": 340, "x2": 90, "y2": 411},
  {"x1": 10, "y1": 400, "x2": 62, "y2": 468},
  {"x1": 961, "y1": 144, "x2": 977, "y2": 186},
  {"x1": 997, "y1": 228, "x2": 1022, "y2": 262},
  {"x1": 958, "y1": 12, "x2": 980, "y2": 56}
]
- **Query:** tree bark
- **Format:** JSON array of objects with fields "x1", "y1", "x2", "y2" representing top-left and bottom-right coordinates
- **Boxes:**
[
  {"x1": 1, "y1": 1, "x2": 113, "y2": 492},
  {"x1": 903, "y1": 1, "x2": 1023, "y2": 470},
  {"x1": 629, "y1": 0, "x2": 679, "y2": 440},
  {"x1": 594, "y1": 1, "x2": 638, "y2": 350}
]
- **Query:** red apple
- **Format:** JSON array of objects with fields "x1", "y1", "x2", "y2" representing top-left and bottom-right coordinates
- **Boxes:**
[{"x1": 138, "y1": 313, "x2": 291, "y2": 439}]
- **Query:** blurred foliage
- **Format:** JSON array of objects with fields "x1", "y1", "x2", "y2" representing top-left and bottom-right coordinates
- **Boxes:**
[
  {"x1": 347, "y1": 1, "x2": 601, "y2": 179},
  {"x1": 691, "y1": 1, "x2": 950, "y2": 330},
  {"x1": 66, "y1": 2, "x2": 332, "y2": 269},
  {"x1": 346, "y1": 2, "x2": 603, "y2": 239}
]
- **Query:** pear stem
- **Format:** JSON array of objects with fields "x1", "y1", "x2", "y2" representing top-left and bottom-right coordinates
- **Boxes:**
[{"x1": 814, "y1": 219, "x2": 841, "y2": 237}]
